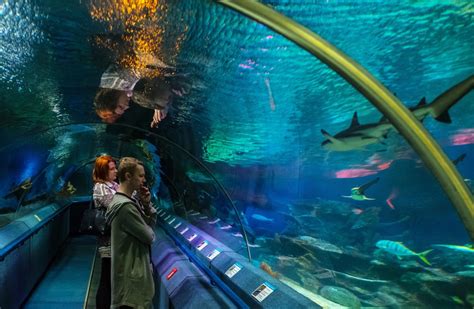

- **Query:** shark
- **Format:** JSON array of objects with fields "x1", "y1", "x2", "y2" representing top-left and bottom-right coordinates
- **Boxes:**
[
  {"x1": 380, "y1": 74, "x2": 474, "y2": 124},
  {"x1": 321, "y1": 112, "x2": 392, "y2": 152},
  {"x1": 342, "y1": 177, "x2": 379, "y2": 201},
  {"x1": 322, "y1": 75, "x2": 473, "y2": 152}
]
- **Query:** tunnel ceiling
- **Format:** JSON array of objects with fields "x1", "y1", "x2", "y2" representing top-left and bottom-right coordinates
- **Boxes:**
[{"x1": 0, "y1": 0, "x2": 473, "y2": 167}]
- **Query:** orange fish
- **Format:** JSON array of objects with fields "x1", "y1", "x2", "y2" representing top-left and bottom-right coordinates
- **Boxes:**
[{"x1": 260, "y1": 262, "x2": 280, "y2": 278}]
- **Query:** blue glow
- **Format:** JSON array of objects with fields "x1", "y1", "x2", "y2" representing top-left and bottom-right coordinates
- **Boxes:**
[{"x1": 19, "y1": 152, "x2": 41, "y2": 181}]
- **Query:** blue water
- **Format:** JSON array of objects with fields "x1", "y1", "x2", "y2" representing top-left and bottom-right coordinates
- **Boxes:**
[{"x1": 0, "y1": 0, "x2": 473, "y2": 307}]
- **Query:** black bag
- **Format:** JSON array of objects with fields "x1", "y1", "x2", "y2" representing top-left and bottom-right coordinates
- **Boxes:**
[{"x1": 79, "y1": 201, "x2": 109, "y2": 236}]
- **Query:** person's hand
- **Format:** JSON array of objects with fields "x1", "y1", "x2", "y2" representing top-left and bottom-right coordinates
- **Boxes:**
[
  {"x1": 138, "y1": 185, "x2": 151, "y2": 206},
  {"x1": 171, "y1": 85, "x2": 190, "y2": 97},
  {"x1": 171, "y1": 88, "x2": 185, "y2": 97},
  {"x1": 150, "y1": 107, "x2": 169, "y2": 128}
]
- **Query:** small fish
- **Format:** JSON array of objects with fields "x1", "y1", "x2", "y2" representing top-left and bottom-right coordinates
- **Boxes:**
[
  {"x1": 451, "y1": 296, "x2": 464, "y2": 305},
  {"x1": 199, "y1": 216, "x2": 208, "y2": 220},
  {"x1": 298, "y1": 236, "x2": 343, "y2": 254},
  {"x1": 352, "y1": 208, "x2": 364, "y2": 215},
  {"x1": 260, "y1": 262, "x2": 279, "y2": 278},
  {"x1": 185, "y1": 170, "x2": 214, "y2": 183},
  {"x1": 376, "y1": 240, "x2": 432, "y2": 265},
  {"x1": 20, "y1": 178, "x2": 33, "y2": 190},
  {"x1": 313, "y1": 268, "x2": 336, "y2": 280},
  {"x1": 232, "y1": 232, "x2": 243, "y2": 238},
  {"x1": 385, "y1": 187, "x2": 398, "y2": 210},
  {"x1": 324, "y1": 268, "x2": 389, "y2": 283},
  {"x1": 370, "y1": 259, "x2": 386, "y2": 266},
  {"x1": 251, "y1": 214, "x2": 274, "y2": 222},
  {"x1": 208, "y1": 218, "x2": 220, "y2": 225},
  {"x1": 432, "y1": 244, "x2": 474, "y2": 254},
  {"x1": 66, "y1": 181, "x2": 77, "y2": 194},
  {"x1": 55, "y1": 165, "x2": 77, "y2": 192},
  {"x1": 57, "y1": 181, "x2": 77, "y2": 196},
  {"x1": 220, "y1": 224, "x2": 232, "y2": 230},
  {"x1": 452, "y1": 153, "x2": 466, "y2": 166},
  {"x1": 248, "y1": 243, "x2": 261, "y2": 248},
  {"x1": 342, "y1": 177, "x2": 379, "y2": 201},
  {"x1": 455, "y1": 270, "x2": 474, "y2": 278}
]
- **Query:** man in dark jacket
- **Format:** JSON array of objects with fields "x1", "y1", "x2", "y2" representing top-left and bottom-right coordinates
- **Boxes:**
[{"x1": 106, "y1": 157, "x2": 157, "y2": 308}]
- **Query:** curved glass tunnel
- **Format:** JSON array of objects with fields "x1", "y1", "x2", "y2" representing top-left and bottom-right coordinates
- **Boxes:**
[{"x1": 0, "y1": 0, "x2": 473, "y2": 308}]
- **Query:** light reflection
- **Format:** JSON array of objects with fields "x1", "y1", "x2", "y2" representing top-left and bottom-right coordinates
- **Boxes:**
[
  {"x1": 0, "y1": 0, "x2": 45, "y2": 87},
  {"x1": 20, "y1": 155, "x2": 40, "y2": 181},
  {"x1": 334, "y1": 168, "x2": 378, "y2": 178},
  {"x1": 333, "y1": 160, "x2": 393, "y2": 178},
  {"x1": 450, "y1": 128, "x2": 474, "y2": 146},
  {"x1": 88, "y1": 0, "x2": 185, "y2": 77}
]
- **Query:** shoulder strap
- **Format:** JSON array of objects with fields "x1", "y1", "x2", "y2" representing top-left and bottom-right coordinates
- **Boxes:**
[{"x1": 89, "y1": 193, "x2": 94, "y2": 210}]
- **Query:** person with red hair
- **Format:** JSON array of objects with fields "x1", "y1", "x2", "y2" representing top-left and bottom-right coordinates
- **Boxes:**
[{"x1": 92, "y1": 155, "x2": 119, "y2": 309}]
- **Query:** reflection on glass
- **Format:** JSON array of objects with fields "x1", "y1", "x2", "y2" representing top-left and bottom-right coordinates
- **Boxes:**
[{"x1": 88, "y1": 0, "x2": 186, "y2": 77}]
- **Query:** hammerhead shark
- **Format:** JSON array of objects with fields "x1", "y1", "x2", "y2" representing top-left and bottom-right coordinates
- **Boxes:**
[
  {"x1": 342, "y1": 177, "x2": 379, "y2": 201},
  {"x1": 321, "y1": 75, "x2": 473, "y2": 152}
]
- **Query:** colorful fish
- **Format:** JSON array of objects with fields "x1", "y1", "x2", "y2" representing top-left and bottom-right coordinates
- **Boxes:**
[
  {"x1": 376, "y1": 240, "x2": 432, "y2": 265},
  {"x1": 342, "y1": 177, "x2": 379, "y2": 201},
  {"x1": 260, "y1": 262, "x2": 280, "y2": 278},
  {"x1": 432, "y1": 244, "x2": 474, "y2": 254}
]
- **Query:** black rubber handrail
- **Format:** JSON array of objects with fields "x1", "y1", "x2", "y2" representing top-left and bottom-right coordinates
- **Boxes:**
[{"x1": 0, "y1": 201, "x2": 73, "y2": 261}]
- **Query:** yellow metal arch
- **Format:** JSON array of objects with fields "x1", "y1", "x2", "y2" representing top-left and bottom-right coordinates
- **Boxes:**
[{"x1": 217, "y1": 0, "x2": 474, "y2": 239}]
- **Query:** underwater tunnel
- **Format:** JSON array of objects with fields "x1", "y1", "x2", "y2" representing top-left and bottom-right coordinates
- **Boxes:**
[{"x1": 0, "y1": 0, "x2": 473, "y2": 308}]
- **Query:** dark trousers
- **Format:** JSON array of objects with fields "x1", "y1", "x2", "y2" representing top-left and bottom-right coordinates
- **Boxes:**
[{"x1": 96, "y1": 257, "x2": 111, "y2": 309}]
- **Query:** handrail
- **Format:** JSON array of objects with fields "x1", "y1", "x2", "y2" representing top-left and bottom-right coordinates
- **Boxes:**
[
  {"x1": 0, "y1": 201, "x2": 74, "y2": 260},
  {"x1": 83, "y1": 247, "x2": 98, "y2": 309},
  {"x1": 1, "y1": 122, "x2": 253, "y2": 260},
  {"x1": 216, "y1": 0, "x2": 474, "y2": 240},
  {"x1": 157, "y1": 224, "x2": 250, "y2": 309}
]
